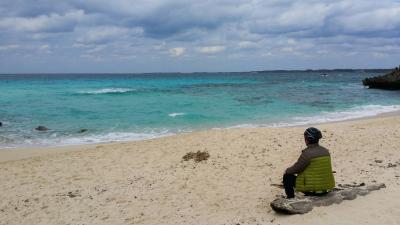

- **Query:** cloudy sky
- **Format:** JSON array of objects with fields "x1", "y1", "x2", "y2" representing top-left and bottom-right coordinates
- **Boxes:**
[{"x1": 1, "y1": 0, "x2": 400, "y2": 73}]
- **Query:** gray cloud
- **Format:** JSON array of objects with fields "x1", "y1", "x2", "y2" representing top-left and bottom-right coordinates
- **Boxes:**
[{"x1": 0, "y1": 0, "x2": 400, "y2": 72}]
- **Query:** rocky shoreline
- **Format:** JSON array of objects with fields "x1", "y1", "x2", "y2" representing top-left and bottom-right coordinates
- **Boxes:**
[{"x1": 363, "y1": 66, "x2": 400, "y2": 90}]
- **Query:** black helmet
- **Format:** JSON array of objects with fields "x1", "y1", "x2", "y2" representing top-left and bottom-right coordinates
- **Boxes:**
[{"x1": 304, "y1": 127, "x2": 322, "y2": 142}]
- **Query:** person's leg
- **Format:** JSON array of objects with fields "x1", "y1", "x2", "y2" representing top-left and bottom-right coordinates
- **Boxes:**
[{"x1": 283, "y1": 174, "x2": 296, "y2": 198}]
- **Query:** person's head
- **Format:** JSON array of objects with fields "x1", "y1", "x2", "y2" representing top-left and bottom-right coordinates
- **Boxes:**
[{"x1": 304, "y1": 127, "x2": 322, "y2": 145}]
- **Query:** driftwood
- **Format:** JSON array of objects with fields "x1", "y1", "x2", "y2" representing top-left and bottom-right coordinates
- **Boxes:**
[{"x1": 270, "y1": 183, "x2": 386, "y2": 214}]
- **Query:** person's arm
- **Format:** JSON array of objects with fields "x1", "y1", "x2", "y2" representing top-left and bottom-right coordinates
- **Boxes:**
[{"x1": 285, "y1": 151, "x2": 311, "y2": 174}]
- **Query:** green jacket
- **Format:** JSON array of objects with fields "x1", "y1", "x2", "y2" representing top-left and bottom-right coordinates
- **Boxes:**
[{"x1": 295, "y1": 156, "x2": 335, "y2": 192}]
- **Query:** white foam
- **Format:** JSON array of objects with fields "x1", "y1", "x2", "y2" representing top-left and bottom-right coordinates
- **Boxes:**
[
  {"x1": 79, "y1": 88, "x2": 135, "y2": 94},
  {"x1": 55, "y1": 131, "x2": 172, "y2": 145},
  {"x1": 229, "y1": 104, "x2": 400, "y2": 128},
  {"x1": 168, "y1": 112, "x2": 186, "y2": 117},
  {"x1": 1, "y1": 130, "x2": 173, "y2": 149},
  {"x1": 2, "y1": 104, "x2": 400, "y2": 149},
  {"x1": 272, "y1": 104, "x2": 400, "y2": 127}
]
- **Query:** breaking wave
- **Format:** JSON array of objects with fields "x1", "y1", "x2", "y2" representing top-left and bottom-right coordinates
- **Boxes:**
[
  {"x1": 0, "y1": 130, "x2": 173, "y2": 149},
  {"x1": 78, "y1": 88, "x2": 136, "y2": 94},
  {"x1": 230, "y1": 104, "x2": 400, "y2": 128},
  {"x1": 168, "y1": 112, "x2": 186, "y2": 117}
]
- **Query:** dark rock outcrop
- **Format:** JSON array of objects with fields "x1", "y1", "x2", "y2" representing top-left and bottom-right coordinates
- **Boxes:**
[
  {"x1": 270, "y1": 183, "x2": 385, "y2": 214},
  {"x1": 79, "y1": 128, "x2": 88, "y2": 133},
  {"x1": 0, "y1": 122, "x2": 2, "y2": 127},
  {"x1": 363, "y1": 66, "x2": 400, "y2": 90},
  {"x1": 35, "y1": 126, "x2": 49, "y2": 131}
]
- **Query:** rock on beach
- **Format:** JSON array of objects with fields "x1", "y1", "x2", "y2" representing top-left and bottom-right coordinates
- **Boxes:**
[{"x1": 35, "y1": 126, "x2": 49, "y2": 131}]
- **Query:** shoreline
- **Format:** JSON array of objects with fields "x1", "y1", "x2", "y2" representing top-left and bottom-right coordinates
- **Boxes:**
[
  {"x1": 1, "y1": 111, "x2": 400, "y2": 163},
  {"x1": 293, "y1": 107, "x2": 400, "y2": 127},
  {"x1": 2, "y1": 105, "x2": 400, "y2": 151}
]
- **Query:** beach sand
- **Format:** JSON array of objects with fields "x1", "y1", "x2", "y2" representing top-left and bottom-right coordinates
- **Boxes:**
[{"x1": 1, "y1": 116, "x2": 400, "y2": 225}]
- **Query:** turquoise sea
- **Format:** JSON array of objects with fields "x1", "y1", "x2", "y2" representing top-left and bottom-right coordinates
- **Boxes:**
[{"x1": 1, "y1": 70, "x2": 400, "y2": 148}]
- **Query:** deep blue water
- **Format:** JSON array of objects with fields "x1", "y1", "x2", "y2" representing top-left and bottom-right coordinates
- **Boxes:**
[{"x1": 1, "y1": 71, "x2": 400, "y2": 148}]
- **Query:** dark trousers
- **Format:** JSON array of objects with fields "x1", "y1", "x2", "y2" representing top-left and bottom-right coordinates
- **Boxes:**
[
  {"x1": 283, "y1": 174, "x2": 329, "y2": 198},
  {"x1": 283, "y1": 174, "x2": 296, "y2": 198}
]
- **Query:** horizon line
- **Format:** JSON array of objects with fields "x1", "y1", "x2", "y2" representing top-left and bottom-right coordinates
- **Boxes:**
[{"x1": 0, "y1": 68, "x2": 395, "y2": 75}]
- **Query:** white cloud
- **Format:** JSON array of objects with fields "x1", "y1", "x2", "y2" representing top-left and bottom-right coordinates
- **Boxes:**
[
  {"x1": 86, "y1": 45, "x2": 106, "y2": 54},
  {"x1": 261, "y1": 52, "x2": 273, "y2": 57},
  {"x1": 0, "y1": 44, "x2": 20, "y2": 51},
  {"x1": 0, "y1": 10, "x2": 84, "y2": 33},
  {"x1": 198, "y1": 45, "x2": 225, "y2": 54},
  {"x1": 334, "y1": 7, "x2": 400, "y2": 33},
  {"x1": 76, "y1": 26, "x2": 143, "y2": 44},
  {"x1": 238, "y1": 41, "x2": 260, "y2": 49},
  {"x1": 153, "y1": 42, "x2": 167, "y2": 50},
  {"x1": 246, "y1": 2, "x2": 330, "y2": 34},
  {"x1": 277, "y1": 3, "x2": 329, "y2": 29},
  {"x1": 169, "y1": 47, "x2": 186, "y2": 57},
  {"x1": 287, "y1": 39, "x2": 297, "y2": 45},
  {"x1": 38, "y1": 44, "x2": 52, "y2": 53},
  {"x1": 280, "y1": 47, "x2": 294, "y2": 53},
  {"x1": 39, "y1": 44, "x2": 50, "y2": 50}
]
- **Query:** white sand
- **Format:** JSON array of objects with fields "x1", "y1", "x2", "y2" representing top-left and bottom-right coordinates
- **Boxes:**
[{"x1": 1, "y1": 116, "x2": 400, "y2": 225}]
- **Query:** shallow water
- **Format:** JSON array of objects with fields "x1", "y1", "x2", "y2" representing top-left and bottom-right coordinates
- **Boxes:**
[{"x1": 1, "y1": 70, "x2": 399, "y2": 148}]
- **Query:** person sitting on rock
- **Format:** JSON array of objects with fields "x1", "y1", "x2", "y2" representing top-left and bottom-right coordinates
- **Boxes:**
[{"x1": 283, "y1": 127, "x2": 335, "y2": 198}]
